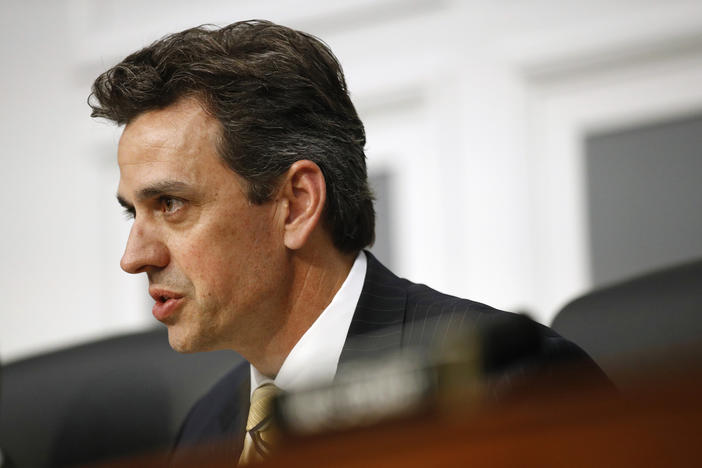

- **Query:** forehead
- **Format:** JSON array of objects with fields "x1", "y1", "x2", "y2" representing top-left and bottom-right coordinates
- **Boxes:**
[
  {"x1": 118, "y1": 97, "x2": 219, "y2": 163},
  {"x1": 117, "y1": 97, "x2": 227, "y2": 191}
]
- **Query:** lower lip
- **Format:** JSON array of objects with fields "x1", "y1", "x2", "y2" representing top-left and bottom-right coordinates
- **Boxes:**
[{"x1": 152, "y1": 297, "x2": 184, "y2": 321}]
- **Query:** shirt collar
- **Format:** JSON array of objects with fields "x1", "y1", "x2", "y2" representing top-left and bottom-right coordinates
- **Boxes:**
[{"x1": 250, "y1": 251, "x2": 367, "y2": 396}]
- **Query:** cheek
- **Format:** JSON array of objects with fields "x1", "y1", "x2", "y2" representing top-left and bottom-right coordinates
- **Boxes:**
[
  {"x1": 178, "y1": 201, "x2": 283, "y2": 298},
  {"x1": 184, "y1": 246, "x2": 235, "y2": 296},
  {"x1": 180, "y1": 226, "x2": 261, "y2": 295}
]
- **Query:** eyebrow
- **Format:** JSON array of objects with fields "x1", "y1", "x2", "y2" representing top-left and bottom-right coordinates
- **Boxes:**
[{"x1": 116, "y1": 180, "x2": 192, "y2": 209}]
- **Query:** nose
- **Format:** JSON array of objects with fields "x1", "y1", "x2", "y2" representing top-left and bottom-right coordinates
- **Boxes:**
[{"x1": 120, "y1": 221, "x2": 170, "y2": 274}]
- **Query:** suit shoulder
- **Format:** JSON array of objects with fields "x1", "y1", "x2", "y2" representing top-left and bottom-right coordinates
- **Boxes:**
[
  {"x1": 402, "y1": 281, "x2": 609, "y2": 381},
  {"x1": 404, "y1": 281, "x2": 501, "y2": 320}
]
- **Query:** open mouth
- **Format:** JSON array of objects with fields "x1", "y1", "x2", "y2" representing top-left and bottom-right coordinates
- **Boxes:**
[
  {"x1": 149, "y1": 288, "x2": 185, "y2": 321},
  {"x1": 149, "y1": 288, "x2": 182, "y2": 303},
  {"x1": 151, "y1": 294, "x2": 184, "y2": 321}
]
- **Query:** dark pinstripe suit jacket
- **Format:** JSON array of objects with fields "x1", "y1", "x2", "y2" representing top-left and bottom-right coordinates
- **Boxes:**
[{"x1": 171, "y1": 251, "x2": 601, "y2": 463}]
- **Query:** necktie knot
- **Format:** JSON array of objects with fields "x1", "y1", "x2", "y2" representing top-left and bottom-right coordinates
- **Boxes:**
[
  {"x1": 246, "y1": 383, "x2": 280, "y2": 431},
  {"x1": 239, "y1": 383, "x2": 281, "y2": 465}
]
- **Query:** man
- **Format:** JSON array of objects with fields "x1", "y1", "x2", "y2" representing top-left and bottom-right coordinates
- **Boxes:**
[{"x1": 90, "y1": 20, "x2": 605, "y2": 464}]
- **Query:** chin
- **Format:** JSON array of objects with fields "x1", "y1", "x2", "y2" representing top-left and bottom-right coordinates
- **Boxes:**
[{"x1": 166, "y1": 326, "x2": 207, "y2": 353}]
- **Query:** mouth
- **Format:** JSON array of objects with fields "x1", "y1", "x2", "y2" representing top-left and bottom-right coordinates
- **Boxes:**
[{"x1": 149, "y1": 287, "x2": 185, "y2": 322}]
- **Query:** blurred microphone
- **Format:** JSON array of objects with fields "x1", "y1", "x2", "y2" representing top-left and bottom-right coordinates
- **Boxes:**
[{"x1": 275, "y1": 313, "x2": 543, "y2": 436}]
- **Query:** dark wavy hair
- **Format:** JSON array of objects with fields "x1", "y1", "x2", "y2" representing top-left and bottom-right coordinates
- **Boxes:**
[{"x1": 89, "y1": 20, "x2": 374, "y2": 253}]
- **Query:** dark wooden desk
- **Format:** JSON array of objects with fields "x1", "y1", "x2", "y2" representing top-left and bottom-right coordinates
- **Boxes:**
[
  {"x1": 260, "y1": 368, "x2": 702, "y2": 467},
  {"x1": 90, "y1": 365, "x2": 702, "y2": 467}
]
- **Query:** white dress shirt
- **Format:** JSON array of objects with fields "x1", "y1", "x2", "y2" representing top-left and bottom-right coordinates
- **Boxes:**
[{"x1": 250, "y1": 251, "x2": 367, "y2": 396}]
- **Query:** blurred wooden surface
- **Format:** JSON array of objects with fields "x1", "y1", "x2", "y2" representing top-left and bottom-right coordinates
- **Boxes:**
[
  {"x1": 259, "y1": 369, "x2": 702, "y2": 467},
  {"x1": 89, "y1": 366, "x2": 702, "y2": 467}
]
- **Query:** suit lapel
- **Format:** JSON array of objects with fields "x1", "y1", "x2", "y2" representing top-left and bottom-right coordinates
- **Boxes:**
[
  {"x1": 219, "y1": 365, "x2": 250, "y2": 458},
  {"x1": 337, "y1": 251, "x2": 408, "y2": 370}
]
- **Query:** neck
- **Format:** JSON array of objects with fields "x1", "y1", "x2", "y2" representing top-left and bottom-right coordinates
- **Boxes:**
[{"x1": 246, "y1": 244, "x2": 357, "y2": 378}]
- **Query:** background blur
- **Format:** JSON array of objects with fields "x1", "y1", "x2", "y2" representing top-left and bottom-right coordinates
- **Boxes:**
[{"x1": 2, "y1": 0, "x2": 702, "y2": 362}]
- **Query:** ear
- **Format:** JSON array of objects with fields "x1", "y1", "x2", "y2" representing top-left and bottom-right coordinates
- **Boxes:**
[{"x1": 280, "y1": 160, "x2": 326, "y2": 250}]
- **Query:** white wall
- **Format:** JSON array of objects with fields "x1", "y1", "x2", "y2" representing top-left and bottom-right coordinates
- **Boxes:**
[{"x1": 2, "y1": 0, "x2": 702, "y2": 361}]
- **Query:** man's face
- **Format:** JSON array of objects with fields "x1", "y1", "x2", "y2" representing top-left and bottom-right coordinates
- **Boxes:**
[{"x1": 117, "y1": 97, "x2": 288, "y2": 353}]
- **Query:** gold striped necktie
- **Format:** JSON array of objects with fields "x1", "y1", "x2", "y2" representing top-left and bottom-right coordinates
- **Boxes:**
[{"x1": 239, "y1": 383, "x2": 281, "y2": 465}]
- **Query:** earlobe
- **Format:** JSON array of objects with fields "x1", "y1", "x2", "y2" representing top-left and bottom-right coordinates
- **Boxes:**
[{"x1": 282, "y1": 160, "x2": 326, "y2": 250}]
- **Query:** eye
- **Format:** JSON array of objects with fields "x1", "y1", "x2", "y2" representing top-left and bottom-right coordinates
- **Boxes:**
[
  {"x1": 159, "y1": 196, "x2": 185, "y2": 215},
  {"x1": 123, "y1": 208, "x2": 135, "y2": 220}
]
